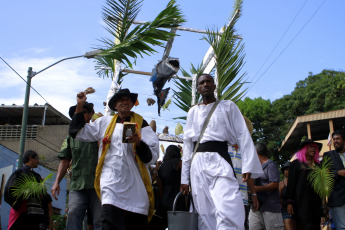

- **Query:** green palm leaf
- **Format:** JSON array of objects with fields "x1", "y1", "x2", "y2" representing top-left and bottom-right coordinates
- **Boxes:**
[
  {"x1": 95, "y1": 0, "x2": 185, "y2": 79},
  {"x1": 308, "y1": 156, "x2": 335, "y2": 200},
  {"x1": 172, "y1": 0, "x2": 247, "y2": 118},
  {"x1": 203, "y1": 0, "x2": 247, "y2": 102},
  {"x1": 172, "y1": 64, "x2": 203, "y2": 115},
  {"x1": 11, "y1": 173, "x2": 53, "y2": 202}
]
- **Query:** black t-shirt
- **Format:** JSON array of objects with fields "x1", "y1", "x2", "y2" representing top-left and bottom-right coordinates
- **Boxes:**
[{"x1": 158, "y1": 159, "x2": 187, "y2": 212}]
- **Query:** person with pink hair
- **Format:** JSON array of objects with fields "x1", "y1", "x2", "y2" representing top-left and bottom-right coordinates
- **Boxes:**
[{"x1": 286, "y1": 139, "x2": 323, "y2": 230}]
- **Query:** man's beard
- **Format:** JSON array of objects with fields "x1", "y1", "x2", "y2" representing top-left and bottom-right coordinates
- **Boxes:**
[{"x1": 335, "y1": 145, "x2": 344, "y2": 153}]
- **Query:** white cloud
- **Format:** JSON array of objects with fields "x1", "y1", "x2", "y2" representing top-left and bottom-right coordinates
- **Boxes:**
[{"x1": 0, "y1": 55, "x2": 187, "y2": 133}]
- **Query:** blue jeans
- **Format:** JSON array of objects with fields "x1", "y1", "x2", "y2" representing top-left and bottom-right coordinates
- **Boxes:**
[
  {"x1": 330, "y1": 203, "x2": 345, "y2": 229},
  {"x1": 66, "y1": 189, "x2": 102, "y2": 230}
]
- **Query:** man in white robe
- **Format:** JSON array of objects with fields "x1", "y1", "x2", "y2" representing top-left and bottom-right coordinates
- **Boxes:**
[
  {"x1": 180, "y1": 74, "x2": 263, "y2": 230},
  {"x1": 69, "y1": 88, "x2": 159, "y2": 230}
]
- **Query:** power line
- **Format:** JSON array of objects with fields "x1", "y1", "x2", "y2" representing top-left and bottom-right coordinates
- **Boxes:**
[
  {"x1": 0, "y1": 56, "x2": 49, "y2": 103},
  {"x1": 248, "y1": 0, "x2": 327, "y2": 91},
  {"x1": 34, "y1": 138, "x2": 60, "y2": 154},
  {"x1": 249, "y1": 0, "x2": 308, "y2": 84},
  {"x1": 36, "y1": 134, "x2": 62, "y2": 149}
]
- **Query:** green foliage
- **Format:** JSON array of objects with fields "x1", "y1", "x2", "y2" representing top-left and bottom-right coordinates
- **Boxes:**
[
  {"x1": 172, "y1": 0, "x2": 247, "y2": 118},
  {"x1": 172, "y1": 64, "x2": 203, "y2": 119},
  {"x1": 237, "y1": 70, "x2": 345, "y2": 165},
  {"x1": 52, "y1": 214, "x2": 67, "y2": 230},
  {"x1": 11, "y1": 173, "x2": 53, "y2": 202},
  {"x1": 308, "y1": 156, "x2": 335, "y2": 200},
  {"x1": 203, "y1": 0, "x2": 246, "y2": 102},
  {"x1": 95, "y1": 0, "x2": 185, "y2": 79},
  {"x1": 237, "y1": 97, "x2": 272, "y2": 142}
]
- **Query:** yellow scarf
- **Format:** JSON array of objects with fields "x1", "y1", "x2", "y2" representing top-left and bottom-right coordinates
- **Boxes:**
[{"x1": 94, "y1": 112, "x2": 154, "y2": 222}]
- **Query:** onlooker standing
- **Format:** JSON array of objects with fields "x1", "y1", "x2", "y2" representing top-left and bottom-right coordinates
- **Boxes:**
[
  {"x1": 323, "y1": 130, "x2": 345, "y2": 229},
  {"x1": 249, "y1": 143, "x2": 284, "y2": 230},
  {"x1": 4, "y1": 150, "x2": 53, "y2": 230},
  {"x1": 51, "y1": 102, "x2": 102, "y2": 230},
  {"x1": 229, "y1": 145, "x2": 259, "y2": 230},
  {"x1": 279, "y1": 161, "x2": 296, "y2": 230},
  {"x1": 157, "y1": 145, "x2": 187, "y2": 229},
  {"x1": 286, "y1": 139, "x2": 323, "y2": 230}
]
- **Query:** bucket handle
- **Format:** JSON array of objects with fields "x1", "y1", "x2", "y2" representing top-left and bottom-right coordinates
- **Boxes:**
[{"x1": 172, "y1": 191, "x2": 196, "y2": 214}]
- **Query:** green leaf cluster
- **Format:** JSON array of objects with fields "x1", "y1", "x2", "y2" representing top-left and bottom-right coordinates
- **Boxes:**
[
  {"x1": 308, "y1": 156, "x2": 335, "y2": 200},
  {"x1": 203, "y1": 0, "x2": 246, "y2": 102},
  {"x1": 95, "y1": 0, "x2": 185, "y2": 80},
  {"x1": 11, "y1": 173, "x2": 53, "y2": 202},
  {"x1": 172, "y1": 64, "x2": 203, "y2": 120},
  {"x1": 172, "y1": 0, "x2": 247, "y2": 118},
  {"x1": 237, "y1": 70, "x2": 345, "y2": 165}
]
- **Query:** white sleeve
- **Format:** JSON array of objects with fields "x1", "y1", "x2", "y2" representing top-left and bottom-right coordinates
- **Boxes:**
[
  {"x1": 181, "y1": 109, "x2": 194, "y2": 185},
  {"x1": 225, "y1": 101, "x2": 263, "y2": 179},
  {"x1": 141, "y1": 126, "x2": 159, "y2": 165},
  {"x1": 75, "y1": 116, "x2": 107, "y2": 142}
]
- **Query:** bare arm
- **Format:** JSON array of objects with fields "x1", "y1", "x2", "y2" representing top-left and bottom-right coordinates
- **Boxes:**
[
  {"x1": 255, "y1": 182, "x2": 279, "y2": 193},
  {"x1": 51, "y1": 159, "x2": 69, "y2": 200},
  {"x1": 247, "y1": 178, "x2": 259, "y2": 211},
  {"x1": 338, "y1": 169, "x2": 345, "y2": 178}
]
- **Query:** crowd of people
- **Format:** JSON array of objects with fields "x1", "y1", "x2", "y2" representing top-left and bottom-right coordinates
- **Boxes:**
[{"x1": 3, "y1": 73, "x2": 345, "y2": 230}]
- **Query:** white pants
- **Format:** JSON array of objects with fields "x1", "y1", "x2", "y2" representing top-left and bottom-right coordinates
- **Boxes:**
[{"x1": 191, "y1": 152, "x2": 245, "y2": 230}]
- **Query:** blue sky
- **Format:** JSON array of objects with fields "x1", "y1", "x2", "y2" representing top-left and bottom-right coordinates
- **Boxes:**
[{"x1": 1, "y1": 0, "x2": 344, "y2": 133}]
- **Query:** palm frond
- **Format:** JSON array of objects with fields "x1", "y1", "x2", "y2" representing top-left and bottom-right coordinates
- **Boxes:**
[
  {"x1": 308, "y1": 156, "x2": 335, "y2": 200},
  {"x1": 201, "y1": 0, "x2": 246, "y2": 101},
  {"x1": 172, "y1": 65, "x2": 202, "y2": 116},
  {"x1": 11, "y1": 173, "x2": 53, "y2": 202},
  {"x1": 95, "y1": 0, "x2": 185, "y2": 78}
]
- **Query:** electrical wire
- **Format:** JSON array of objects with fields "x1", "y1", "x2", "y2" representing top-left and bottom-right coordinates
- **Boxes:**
[
  {"x1": 0, "y1": 56, "x2": 49, "y2": 103},
  {"x1": 34, "y1": 138, "x2": 60, "y2": 154},
  {"x1": 248, "y1": 0, "x2": 327, "y2": 91},
  {"x1": 249, "y1": 0, "x2": 308, "y2": 84},
  {"x1": 36, "y1": 134, "x2": 62, "y2": 149}
]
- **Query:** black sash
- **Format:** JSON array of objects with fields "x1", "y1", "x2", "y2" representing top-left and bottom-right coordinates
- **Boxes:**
[{"x1": 193, "y1": 141, "x2": 237, "y2": 177}]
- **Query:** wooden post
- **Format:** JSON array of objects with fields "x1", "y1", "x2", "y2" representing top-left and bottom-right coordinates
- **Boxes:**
[
  {"x1": 329, "y1": 119, "x2": 334, "y2": 150},
  {"x1": 307, "y1": 123, "x2": 312, "y2": 139}
]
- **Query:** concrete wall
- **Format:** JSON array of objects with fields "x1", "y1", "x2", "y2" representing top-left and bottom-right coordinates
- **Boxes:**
[
  {"x1": 0, "y1": 125, "x2": 69, "y2": 170},
  {"x1": 0, "y1": 145, "x2": 67, "y2": 230}
]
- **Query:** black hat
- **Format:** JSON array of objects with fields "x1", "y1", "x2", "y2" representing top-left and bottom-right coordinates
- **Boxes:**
[
  {"x1": 300, "y1": 139, "x2": 323, "y2": 151},
  {"x1": 108, "y1": 88, "x2": 138, "y2": 111},
  {"x1": 69, "y1": 102, "x2": 94, "y2": 119},
  {"x1": 281, "y1": 161, "x2": 290, "y2": 174}
]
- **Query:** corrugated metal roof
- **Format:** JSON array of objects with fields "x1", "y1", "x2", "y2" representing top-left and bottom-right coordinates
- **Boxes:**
[{"x1": 0, "y1": 103, "x2": 70, "y2": 125}]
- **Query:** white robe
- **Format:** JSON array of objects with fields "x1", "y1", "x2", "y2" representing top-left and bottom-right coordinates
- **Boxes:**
[
  {"x1": 75, "y1": 115, "x2": 159, "y2": 215},
  {"x1": 181, "y1": 100, "x2": 263, "y2": 230}
]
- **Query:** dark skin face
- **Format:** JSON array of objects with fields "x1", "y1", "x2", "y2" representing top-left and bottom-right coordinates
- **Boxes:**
[
  {"x1": 83, "y1": 108, "x2": 93, "y2": 123},
  {"x1": 197, "y1": 74, "x2": 216, "y2": 104},
  {"x1": 306, "y1": 144, "x2": 317, "y2": 161},
  {"x1": 333, "y1": 134, "x2": 345, "y2": 153}
]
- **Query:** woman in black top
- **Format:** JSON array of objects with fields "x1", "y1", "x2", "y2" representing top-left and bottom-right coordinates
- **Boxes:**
[
  {"x1": 279, "y1": 161, "x2": 296, "y2": 230},
  {"x1": 157, "y1": 145, "x2": 187, "y2": 228},
  {"x1": 286, "y1": 139, "x2": 323, "y2": 230}
]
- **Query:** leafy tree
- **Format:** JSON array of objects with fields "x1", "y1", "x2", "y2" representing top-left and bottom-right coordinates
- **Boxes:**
[
  {"x1": 237, "y1": 97, "x2": 272, "y2": 142},
  {"x1": 239, "y1": 70, "x2": 345, "y2": 166}
]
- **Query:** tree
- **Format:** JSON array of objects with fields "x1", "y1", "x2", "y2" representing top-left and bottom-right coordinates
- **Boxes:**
[
  {"x1": 237, "y1": 97, "x2": 272, "y2": 142},
  {"x1": 238, "y1": 70, "x2": 345, "y2": 166}
]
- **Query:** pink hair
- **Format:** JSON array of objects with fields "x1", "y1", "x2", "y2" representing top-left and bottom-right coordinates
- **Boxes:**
[{"x1": 296, "y1": 143, "x2": 320, "y2": 164}]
